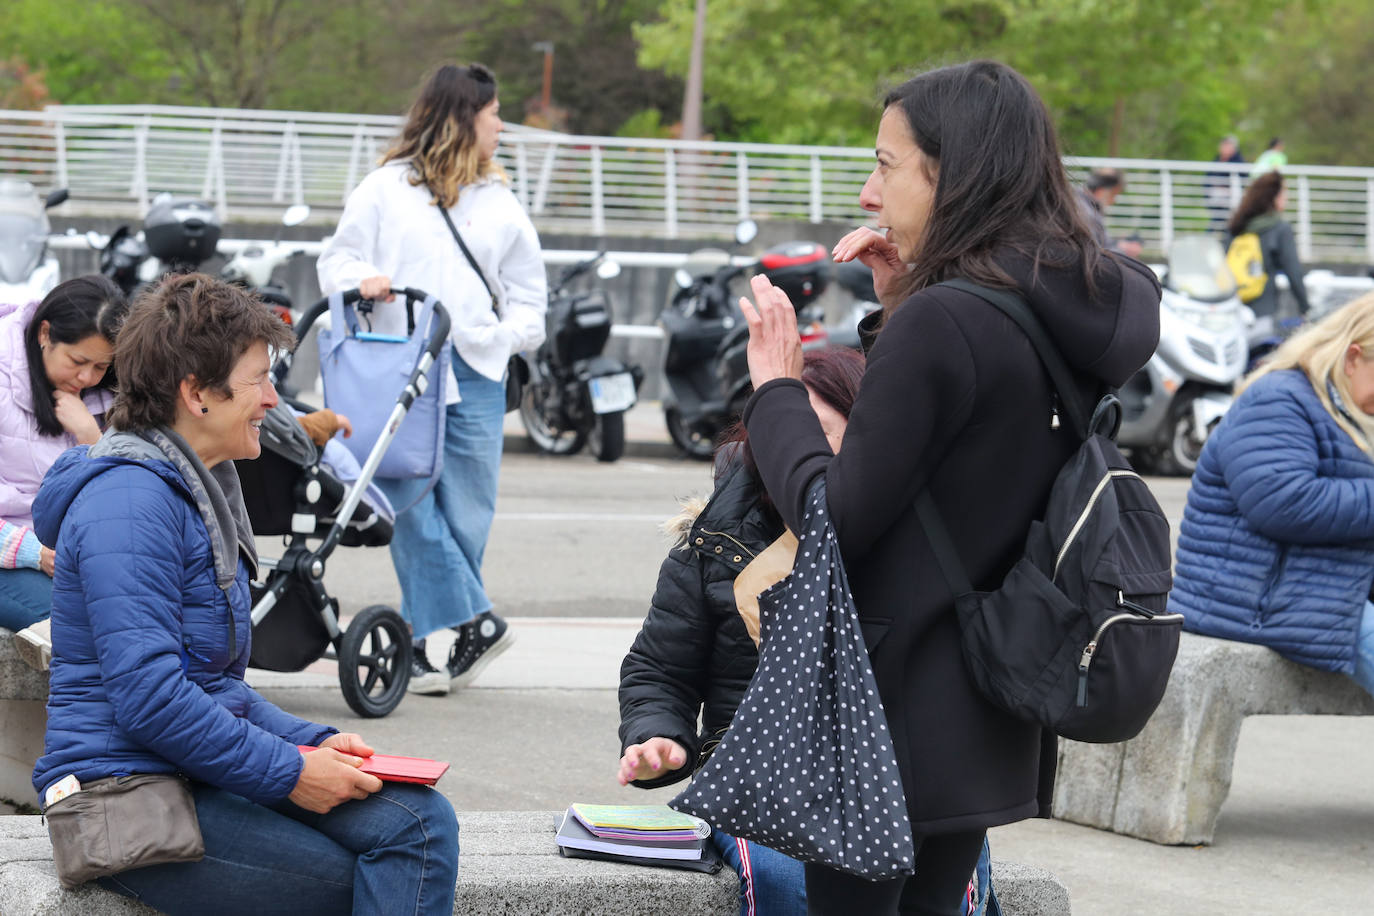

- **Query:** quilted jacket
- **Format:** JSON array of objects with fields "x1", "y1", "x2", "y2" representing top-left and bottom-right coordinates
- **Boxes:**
[
  {"x1": 30, "y1": 439, "x2": 335, "y2": 804},
  {"x1": 618, "y1": 458, "x2": 781, "y2": 789},
  {"x1": 0, "y1": 299, "x2": 112, "y2": 529},
  {"x1": 1169, "y1": 368, "x2": 1374, "y2": 672}
]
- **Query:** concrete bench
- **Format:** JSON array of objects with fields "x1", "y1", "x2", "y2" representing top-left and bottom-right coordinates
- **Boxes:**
[
  {"x1": 0, "y1": 628, "x2": 48, "y2": 809},
  {"x1": 1053, "y1": 631, "x2": 1374, "y2": 846},
  {"x1": 0, "y1": 811, "x2": 1072, "y2": 914}
]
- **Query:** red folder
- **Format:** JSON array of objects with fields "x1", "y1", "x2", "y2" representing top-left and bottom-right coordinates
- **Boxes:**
[{"x1": 298, "y1": 747, "x2": 450, "y2": 785}]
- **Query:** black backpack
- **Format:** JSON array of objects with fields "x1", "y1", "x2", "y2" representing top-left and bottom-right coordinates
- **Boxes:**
[{"x1": 916, "y1": 279, "x2": 1182, "y2": 744}]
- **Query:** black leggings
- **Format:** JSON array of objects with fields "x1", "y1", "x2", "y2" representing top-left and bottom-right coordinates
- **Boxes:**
[{"x1": 804, "y1": 829, "x2": 986, "y2": 916}]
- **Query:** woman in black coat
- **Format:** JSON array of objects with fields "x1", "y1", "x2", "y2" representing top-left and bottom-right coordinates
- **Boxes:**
[{"x1": 738, "y1": 60, "x2": 1161, "y2": 914}]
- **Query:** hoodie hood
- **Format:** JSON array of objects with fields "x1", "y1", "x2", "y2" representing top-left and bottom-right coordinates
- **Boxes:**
[{"x1": 994, "y1": 247, "x2": 1161, "y2": 389}]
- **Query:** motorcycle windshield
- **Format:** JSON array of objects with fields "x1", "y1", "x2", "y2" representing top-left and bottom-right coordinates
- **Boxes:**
[
  {"x1": 1165, "y1": 236, "x2": 1236, "y2": 303},
  {"x1": 0, "y1": 212, "x2": 45, "y2": 284}
]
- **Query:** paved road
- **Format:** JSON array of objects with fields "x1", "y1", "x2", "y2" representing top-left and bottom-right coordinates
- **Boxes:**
[{"x1": 247, "y1": 407, "x2": 1370, "y2": 915}]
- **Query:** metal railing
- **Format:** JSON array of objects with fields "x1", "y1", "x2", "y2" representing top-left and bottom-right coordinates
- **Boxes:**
[{"x1": 4, "y1": 105, "x2": 1374, "y2": 262}]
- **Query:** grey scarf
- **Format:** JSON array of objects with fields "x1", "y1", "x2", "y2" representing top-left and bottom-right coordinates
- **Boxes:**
[{"x1": 90, "y1": 426, "x2": 258, "y2": 590}]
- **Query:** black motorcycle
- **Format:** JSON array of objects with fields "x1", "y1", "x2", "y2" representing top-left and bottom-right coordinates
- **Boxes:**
[
  {"x1": 518, "y1": 252, "x2": 643, "y2": 462},
  {"x1": 88, "y1": 193, "x2": 221, "y2": 296},
  {"x1": 659, "y1": 221, "x2": 831, "y2": 459}
]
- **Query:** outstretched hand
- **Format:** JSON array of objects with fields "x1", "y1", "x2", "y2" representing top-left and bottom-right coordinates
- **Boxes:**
[
  {"x1": 832, "y1": 226, "x2": 908, "y2": 308},
  {"x1": 737, "y1": 274, "x2": 803, "y2": 390},
  {"x1": 617, "y1": 737, "x2": 688, "y2": 786}
]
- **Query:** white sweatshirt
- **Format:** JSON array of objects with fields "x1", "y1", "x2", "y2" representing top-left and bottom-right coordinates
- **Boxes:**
[{"x1": 317, "y1": 162, "x2": 547, "y2": 401}]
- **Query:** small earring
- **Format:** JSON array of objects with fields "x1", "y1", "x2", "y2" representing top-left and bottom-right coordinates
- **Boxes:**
[{"x1": 201, "y1": 407, "x2": 209, "y2": 414}]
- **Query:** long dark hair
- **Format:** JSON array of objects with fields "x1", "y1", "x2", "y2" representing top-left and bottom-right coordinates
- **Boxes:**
[
  {"x1": 1228, "y1": 171, "x2": 1284, "y2": 237},
  {"x1": 716, "y1": 347, "x2": 868, "y2": 490},
  {"x1": 24, "y1": 275, "x2": 128, "y2": 437},
  {"x1": 382, "y1": 63, "x2": 503, "y2": 209},
  {"x1": 881, "y1": 60, "x2": 1100, "y2": 311}
]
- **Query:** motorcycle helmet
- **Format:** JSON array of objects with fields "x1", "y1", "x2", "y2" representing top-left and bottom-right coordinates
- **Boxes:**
[{"x1": 0, "y1": 179, "x2": 49, "y2": 284}]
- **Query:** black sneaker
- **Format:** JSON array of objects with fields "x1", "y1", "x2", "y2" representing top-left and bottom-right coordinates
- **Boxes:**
[
  {"x1": 446, "y1": 613, "x2": 516, "y2": 688},
  {"x1": 407, "y1": 640, "x2": 450, "y2": 696}
]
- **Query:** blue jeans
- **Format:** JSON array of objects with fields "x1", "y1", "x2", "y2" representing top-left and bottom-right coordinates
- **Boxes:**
[
  {"x1": 712, "y1": 832, "x2": 807, "y2": 916},
  {"x1": 1354, "y1": 601, "x2": 1374, "y2": 698},
  {"x1": 97, "y1": 781, "x2": 458, "y2": 916},
  {"x1": 710, "y1": 833, "x2": 997, "y2": 916},
  {"x1": 379, "y1": 350, "x2": 506, "y2": 639},
  {"x1": 0, "y1": 567, "x2": 52, "y2": 630}
]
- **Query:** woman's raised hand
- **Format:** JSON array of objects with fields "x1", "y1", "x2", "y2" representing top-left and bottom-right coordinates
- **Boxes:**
[
  {"x1": 358, "y1": 275, "x2": 395, "y2": 302},
  {"x1": 52, "y1": 391, "x2": 101, "y2": 445},
  {"x1": 832, "y1": 226, "x2": 908, "y2": 308},
  {"x1": 617, "y1": 737, "x2": 688, "y2": 786},
  {"x1": 738, "y1": 273, "x2": 803, "y2": 389}
]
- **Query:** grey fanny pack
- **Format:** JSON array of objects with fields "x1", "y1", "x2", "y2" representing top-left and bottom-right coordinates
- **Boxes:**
[{"x1": 44, "y1": 774, "x2": 205, "y2": 888}]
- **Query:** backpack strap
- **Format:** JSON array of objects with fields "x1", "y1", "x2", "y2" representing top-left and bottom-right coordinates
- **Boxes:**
[
  {"x1": 918, "y1": 278, "x2": 1092, "y2": 599},
  {"x1": 935, "y1": 278, "x2": 1090, "y2": 441}
]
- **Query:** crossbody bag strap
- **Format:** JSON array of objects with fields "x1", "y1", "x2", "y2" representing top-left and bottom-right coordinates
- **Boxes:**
[{"x1": 430, "y1": 186, "x2": 500, "y2": 318}]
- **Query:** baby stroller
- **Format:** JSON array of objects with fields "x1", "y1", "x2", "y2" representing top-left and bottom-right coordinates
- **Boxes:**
[{"x1": 236, "y1": 287, "x2": 450, "y2": 717}]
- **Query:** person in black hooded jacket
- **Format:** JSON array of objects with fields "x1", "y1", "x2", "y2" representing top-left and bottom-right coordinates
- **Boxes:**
[
  {"x1": 618, "y1": 346, "x2": 998, "y2": 916},
  {"x1": 738, "y1": 60, "x2": 1161, "y2": 914}
]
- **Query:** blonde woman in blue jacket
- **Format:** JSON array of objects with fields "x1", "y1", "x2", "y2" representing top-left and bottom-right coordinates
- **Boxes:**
[{"x1": 1170, "y1": 293, "x2": 1374, "y2": 696}]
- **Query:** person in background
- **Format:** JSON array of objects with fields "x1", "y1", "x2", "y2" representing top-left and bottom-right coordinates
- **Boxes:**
[
  {"x1": 738, "y1": 59, "x2": 1159, "y2": 913},
  {"x1": 1206, "y1": 134, "x2": 1246, "y2": 230},
  {"x1": 1076, "y1": 167, "x2": 1144, "y2": 259},
  {"x1": 1251, "y1": 138, "x2": 1288, "y2": 176},
  {"x1": 0, "y1": 275, "x2": 128, "y2": 669},
  {"x1": 1170, "y1": 294, "x2": 1374, "y2": 701},
  {"x1": 318, "y1": 62, "x2": 547, "y2": 696},
  {"x1": 618, "y1": 347, "x2": 998, "y2": 916},
  {"x1": 1227, "y1": 170, "x2": 1310, "y2": 332},
  {"x1": 31, "y1": 273, "x2": 459, "y2": 914}
]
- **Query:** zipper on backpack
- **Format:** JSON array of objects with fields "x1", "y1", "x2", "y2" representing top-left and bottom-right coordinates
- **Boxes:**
[
  {"x1": 1052, "y1": 470, "x2": 1143, "y2": 581},
  {"x1": 1075, "y1": 598, "x2": 1183, "y2": 707}
]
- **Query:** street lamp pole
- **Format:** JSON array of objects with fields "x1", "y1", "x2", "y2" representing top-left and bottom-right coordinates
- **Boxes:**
[
  {"x1": 532, "y1": 41, "x2": 555, "y2": 114},
  {"x1": 680, "y1": 0, "x2": 706, "y2": 141}
]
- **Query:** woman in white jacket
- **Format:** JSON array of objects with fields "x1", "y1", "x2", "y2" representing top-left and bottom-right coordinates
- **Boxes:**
[{"x1": 318, "y1": 63, "x2": 546, "y2": 695}]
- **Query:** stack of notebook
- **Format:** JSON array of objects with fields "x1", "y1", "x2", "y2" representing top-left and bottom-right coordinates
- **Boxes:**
[{"x1": 555, "y1": 804, "x2": 717, "y2": 870}]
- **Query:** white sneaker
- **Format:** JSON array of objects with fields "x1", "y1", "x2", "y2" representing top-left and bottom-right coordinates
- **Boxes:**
[
  {"x1": 406, "y1": 650, "x2": 450, "y2": 696},
  {"x1": 14, "y1": 619, "x2": 52, "y2": 672}
]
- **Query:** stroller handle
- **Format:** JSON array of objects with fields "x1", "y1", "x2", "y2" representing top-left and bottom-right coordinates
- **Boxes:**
[{"x1": 275, "y1": 288, "x2": 451, "y2": 386}]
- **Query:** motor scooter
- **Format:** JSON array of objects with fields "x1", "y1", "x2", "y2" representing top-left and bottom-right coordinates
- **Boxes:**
[
  {"x1": 1117, "y1": 235, "x2": 1247, "y2": 475},
  {"x1": 518, "y1": 251, "x2": 643, "y2": 462},
  {"x1": 0, "y1": 179, "x2": 67, "y2": 306},
  {"x1": 659, "y1": 220, "x2": 830, "y2": 459},
  {"x1": 86, "y1": 192, "x2": 223, "y2": 296},
  {"x1": 221, "y1": 203, "x2": 312, "y2": 327}
]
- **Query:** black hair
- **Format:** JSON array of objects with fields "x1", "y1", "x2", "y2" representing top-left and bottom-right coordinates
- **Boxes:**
[
  {"x1": 880, "y1": 60, "x2": 1100, "y2": 310},
  {"x1": 24, "y1": 274, "x2": 129, "y2": 437},
  {"x1": 1086, "y1": 168, "x2": 1125, "y2": 193}
]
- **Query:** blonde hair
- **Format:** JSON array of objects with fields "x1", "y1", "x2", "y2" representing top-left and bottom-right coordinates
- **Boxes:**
[
  {"x1": 1239, "y1": 291, "x2": 1374, "y2": 454},
  {"x1": 382, "y1": 63, "x2": 507, "y2": 209}
]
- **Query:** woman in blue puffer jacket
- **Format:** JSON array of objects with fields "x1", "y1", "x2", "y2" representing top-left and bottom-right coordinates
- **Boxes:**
[
  {"x1": 31, "y1": 274, "x2": 458, "y2": 915},
  {"x1": 1170, "y1": 293, "x2": 1374, "y2": 696}
]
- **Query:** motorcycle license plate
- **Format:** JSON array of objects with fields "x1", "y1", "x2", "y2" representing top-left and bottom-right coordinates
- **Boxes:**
[{"x1": 589, "y1": 372, "x2": 636, "y2": 414}]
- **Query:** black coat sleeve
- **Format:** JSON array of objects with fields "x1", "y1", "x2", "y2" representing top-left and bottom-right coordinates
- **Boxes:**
[
  {"x1": 742, "y1": 294, "x2": 977, "y2": 558},
  {"x1": 618, "y1": 544, "x2": 715, "y2": 789}
]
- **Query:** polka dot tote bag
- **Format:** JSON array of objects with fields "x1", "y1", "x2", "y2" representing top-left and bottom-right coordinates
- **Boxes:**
[{"x1": 671, "y1": 478, "x2": 916, "y2": 879}]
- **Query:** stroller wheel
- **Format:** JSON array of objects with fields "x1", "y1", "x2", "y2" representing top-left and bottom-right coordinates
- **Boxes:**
[{"x1": 338, "y1": 605, "x2": 412, "y2": 718}]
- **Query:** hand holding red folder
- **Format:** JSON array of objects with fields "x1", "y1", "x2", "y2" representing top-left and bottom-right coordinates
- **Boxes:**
[{"x1": 299, "y1": 746, "x2": 450, "y2": 785}]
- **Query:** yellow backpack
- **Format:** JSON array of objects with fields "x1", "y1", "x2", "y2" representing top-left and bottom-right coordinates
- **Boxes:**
[{"x1": 1226, "y1": 232, "x2": 1267, "y2": 303}]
